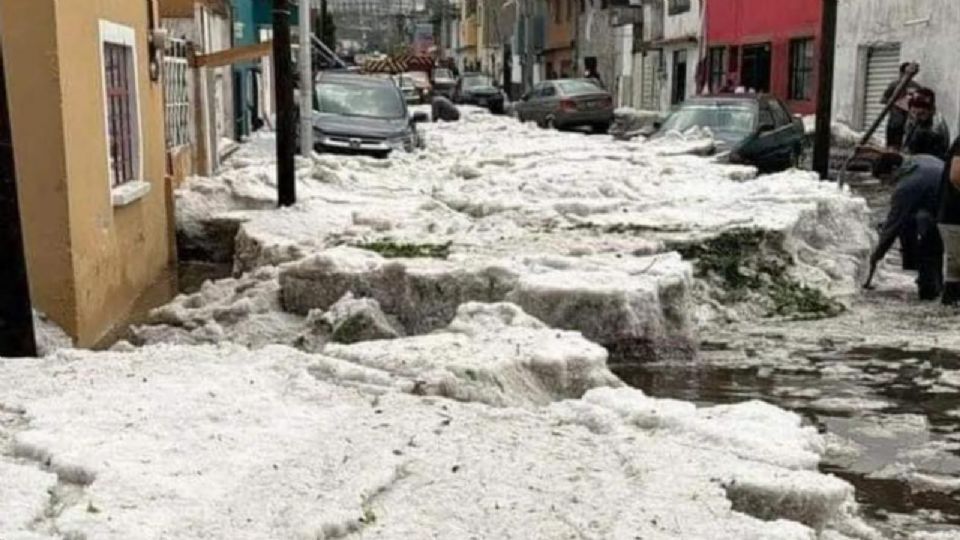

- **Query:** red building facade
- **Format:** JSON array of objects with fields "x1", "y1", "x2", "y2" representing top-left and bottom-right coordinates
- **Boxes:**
[{"x1": 704, "y1": 0, "x2": 822, "y2": 115}]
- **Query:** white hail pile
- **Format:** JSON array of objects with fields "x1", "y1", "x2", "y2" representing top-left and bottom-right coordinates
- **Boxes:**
[
  {"x1": 167, "y1": 108, "x2": 873, "y2": 358},
  {"x1": 1, "y1": 335, "x2": 881, "y2": 539},
  {"x1": 0, "y1": 109, "x2": 887, "y2": 538}
]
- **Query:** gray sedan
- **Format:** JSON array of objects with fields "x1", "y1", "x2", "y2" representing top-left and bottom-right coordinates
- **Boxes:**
[{"x1": 514, "y1": 79, "x2": 614, "y2": 132}]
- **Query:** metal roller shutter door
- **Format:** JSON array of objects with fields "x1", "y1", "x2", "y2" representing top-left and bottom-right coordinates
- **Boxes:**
[{"x1": 862, "y1": 45, "x2": 901, "y2": 138}]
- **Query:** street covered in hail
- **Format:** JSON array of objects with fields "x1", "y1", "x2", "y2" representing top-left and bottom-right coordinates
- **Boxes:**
[{"x1": 3, "y1": 107, "x2": 960, "y2": 540}]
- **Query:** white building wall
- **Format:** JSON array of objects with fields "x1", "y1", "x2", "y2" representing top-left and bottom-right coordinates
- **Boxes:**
[
  {"x1": 660, "y1": 43, "x2": 699, "y2": 111},
  {"x1": 662, "y1": 1, "x2": 701, "y2": 41},
  {"x1": 618, "y1": 24, "x2": 633, "y2": 107},
  {"x1": 833, "y1": 0, "x2": 960, "y2": 134},
  {"x1": 636, "y1": 0, "x2": 702, "y2": 112},
  {"x1": 579, "y1": 6, "x2": 617, "y2": 85}
]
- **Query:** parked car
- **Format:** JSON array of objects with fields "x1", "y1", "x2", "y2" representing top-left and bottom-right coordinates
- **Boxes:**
[
  {"x1": 514, "y1": 79, "x2": 614, "y2": 132},
  {"x1": 454, "y1": 72, "x2": 505, "y2": 114},
  {"x1": 653, "y1": 94, "x2": 805, "y2": 173},
  {"x1": 404, "y1": 71, "x2": 432, "y2": 103},
  {"x1": 392, "y1": 74, "x2": 420, "y2": 104},
  {"x1": 313, "y1": 72, "x2": 428, "y2": 158},
  {"x1": 431, "y1": 67, "x2": 456, "y2": 98}
]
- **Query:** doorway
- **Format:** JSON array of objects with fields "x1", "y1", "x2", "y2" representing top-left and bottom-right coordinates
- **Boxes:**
[
  {"x1": 671, "y1": 49, "x2": 687, "y2": 105},
  {"x1": 741, "y1": 43, "x2": 771, "y2": 92},
  {"x1": 0, "y1": 45, "x2": 38, "y2": 356}
]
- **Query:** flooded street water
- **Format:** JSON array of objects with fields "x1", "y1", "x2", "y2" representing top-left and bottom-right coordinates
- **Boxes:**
[
  {"x1": 614, "y1": 177, "x2": 960, "y2": 538},
  {"x1": 615, "y1": 343, "x2": 960, "y2": 537}
]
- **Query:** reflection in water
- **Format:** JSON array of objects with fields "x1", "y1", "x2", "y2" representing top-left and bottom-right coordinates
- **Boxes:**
[{"x1": 614, "y1": 345, "x2": 960, "y2": 537}]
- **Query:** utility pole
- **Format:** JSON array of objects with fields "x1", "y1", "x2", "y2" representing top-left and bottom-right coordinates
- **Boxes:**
[
  {"x1": 298, "y1": 0, "x2": 313, "y2": 158},
  {"x1": 440, "y1": 0, "x2": 447, "y2": 55},
  {"x1": 273, "y1": 0, "x2": 296, "y2": 206},
  {"x1": 0, "y1": 54, "x2": 37, "y2": 357},
  {"x1": 813, "y1": 0, "x2": 838, "y2": 180}
]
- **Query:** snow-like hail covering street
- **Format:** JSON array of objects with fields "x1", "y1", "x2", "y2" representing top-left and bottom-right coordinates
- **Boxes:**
[{"x1": 3, "y1": 106, "x2": 924, "y2": 539}]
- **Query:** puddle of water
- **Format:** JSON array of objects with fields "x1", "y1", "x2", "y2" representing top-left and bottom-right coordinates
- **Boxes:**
[{"x1": 614, "y1": 345, "x2": 960, "y2": 537}]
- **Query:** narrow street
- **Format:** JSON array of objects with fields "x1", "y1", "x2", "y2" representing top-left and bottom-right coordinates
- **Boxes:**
[
  {"x1": 2, "y1": 0, "x2": 960, "y2": 537},
  {"x1": 3, "y1": 105, "x2": 956, "y2": 538}
]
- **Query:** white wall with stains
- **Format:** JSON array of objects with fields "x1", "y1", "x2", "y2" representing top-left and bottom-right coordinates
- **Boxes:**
[{"x1": 833, "y1": 0, "x2": 960, "y2": 135}]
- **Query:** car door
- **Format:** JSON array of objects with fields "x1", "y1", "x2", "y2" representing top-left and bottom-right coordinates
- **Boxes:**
[
  {"x1": 747, "y1": 98, "x2": 789, "y2": 172},
  {"x1": 769, "y1": 98, "x2": 800, "y2": 167},
  {"x1": 519, "y1": 83, "x2": 544, "y2": 121},
  {"x1": 775, "y1": 98, "x2": 806, "y2": 160},
  {"x1": 539, "y1": 83, "x2": 560, "y2": 123}
]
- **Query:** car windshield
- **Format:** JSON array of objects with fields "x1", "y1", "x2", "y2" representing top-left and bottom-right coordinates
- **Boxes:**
[
  {"x1": 660, "y1": 102, "x2": 756, "y2": 139},
  {"x1": 463, "y1": 75, "x2": 493, "y2": 89},
  {"x1": 316, "y1": 82, "x2": 405, "y2": 119},
  {"x1": 556, "y1": 80, "x2": 603, "y2": 95},
  {"x1": 433, "y1": 68, "x2": 453, "y2": 80}
]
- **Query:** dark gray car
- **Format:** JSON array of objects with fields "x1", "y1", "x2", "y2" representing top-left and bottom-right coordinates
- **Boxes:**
[
  {"x1": 431, "y1": 68, "x2": 456, "y2": 98},
  {"x1": 454, "y1": 73, "x2": 505, "y2": 114},
  {"x1": 653, "y1": 94, "x2": 805, "y2": 173},
  {"x1": 313, "y1": 72, "x2": 427, "y2": 158},
  {"x1": 515, "y1": 79, "x2": 614, "y2": 132}
]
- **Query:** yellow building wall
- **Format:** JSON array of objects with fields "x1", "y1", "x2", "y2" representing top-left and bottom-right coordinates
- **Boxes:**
[
  {"x1": 0, "y1": 0, "x2": 175, "y2": 347},
  {"x1": 462, "y1": 15, "x2": 478, "y2": 49},
  {"x1": 0, "y1": 0, "x2": 78, "y2": 338},
  {"x1": 546, "y1": 0, "x2": 576, "y2": 53}
]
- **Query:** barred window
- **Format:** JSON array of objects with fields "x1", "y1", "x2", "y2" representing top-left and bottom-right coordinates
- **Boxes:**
[
  {"x1": 789, "y1": 38, "x2": 815, "y2": 101},
  {"x1": 100, "y1": 21, "x2": 141, "y2": 187},
  {"x1": 103, "y1": 43, "x2": 137, "y2": 186},
  {"x1": 708, "y1": 46, "x2": 726, "y2": 92},
  {"x1": 163, "y1": 38, "x2": 191, "y2": 148}
]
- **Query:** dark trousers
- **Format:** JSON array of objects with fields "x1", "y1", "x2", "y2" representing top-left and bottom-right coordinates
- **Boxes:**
[
  {"x1": 886, "y1": 108, "x2": 908, "y2": 149},
  {"x1": 916, "y1": 211, "x2": 944, "y2": 300},
  {"x1": 900, "y1": 218, "x2": 919, "y2": 271}
]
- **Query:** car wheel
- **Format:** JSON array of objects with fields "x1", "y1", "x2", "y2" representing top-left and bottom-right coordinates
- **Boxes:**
[
  {"x1": 592, "y1": 122, "x2": 611, "y2": 135},
  {"x1": 372, "y1": 150, "x2": 391, "y2": 160},
  {"x1": 545, "y1": 116, "x2": 557, "y2": 130}
]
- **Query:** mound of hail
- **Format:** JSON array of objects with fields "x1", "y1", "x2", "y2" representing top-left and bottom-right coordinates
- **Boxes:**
[
  {"x1": 0, "y1": 344, "x2": 877, "y2": 539},
  {"x1": 174, "y1": 110, "x2": 871, "y2": 351}
]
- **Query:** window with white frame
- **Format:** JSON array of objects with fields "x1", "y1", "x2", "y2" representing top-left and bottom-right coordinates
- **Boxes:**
[{"x1": 99, "y1": 21, "x2": 142, "y2": 187}]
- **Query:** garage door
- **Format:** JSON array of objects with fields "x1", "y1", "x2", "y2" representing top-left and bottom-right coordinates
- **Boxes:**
[{"x1": 861, "y1": 44, "x2": 901, "y2": 137}]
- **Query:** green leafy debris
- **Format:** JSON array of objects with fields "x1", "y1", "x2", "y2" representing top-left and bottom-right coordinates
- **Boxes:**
[
  {"x1": 352, "y1": 240, "x2": 453, "y2": 260},
  {"x1": 669, "y1": 229, "x2": 845, "y2": 320}
]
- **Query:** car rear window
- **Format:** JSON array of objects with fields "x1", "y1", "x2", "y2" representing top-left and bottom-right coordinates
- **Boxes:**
[
  {"x1": 556, "y1": 80, "x2": 604, "y2": 95},
  {"x1": 661, "y1": 102, "x2": 757, "y2": 135},
  {"x1": 316, "y1": 82, "x2": 405, "y2": 119},
  {"x1": 463, "y1": 75, "x2": 493, "y2": 89}
]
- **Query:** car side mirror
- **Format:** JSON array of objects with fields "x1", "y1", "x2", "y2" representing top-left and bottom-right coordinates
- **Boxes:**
[
  {"x1": 758, "y1": 122, "x2": 776, "y2": 133},
  {"x1": 411, "y1": 112, "x2": 429, "y2": 124}
]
